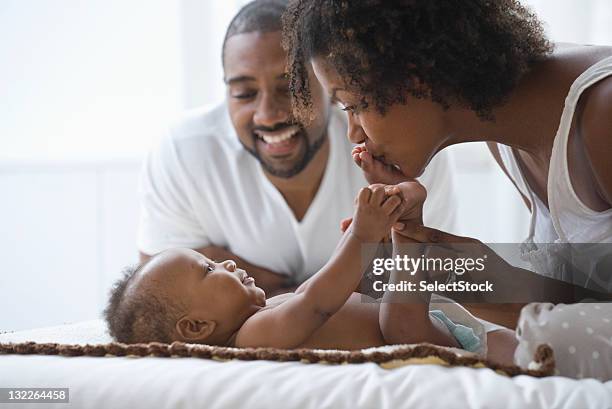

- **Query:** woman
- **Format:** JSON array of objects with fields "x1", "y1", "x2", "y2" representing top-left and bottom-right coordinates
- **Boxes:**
[{"x1": 282, "y1": 0, "x2": 612, "y2": 379}]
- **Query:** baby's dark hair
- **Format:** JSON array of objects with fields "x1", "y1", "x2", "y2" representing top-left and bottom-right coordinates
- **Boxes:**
[
  {"x1": 222, "y1": 0, "x2": 289, "y2": 68},
  {"x1": 282, "y1": 0, "x2": 553, "y2": 121},
  {"x1": 104, "y1": 261, "x2": 185, "y2": 344}
]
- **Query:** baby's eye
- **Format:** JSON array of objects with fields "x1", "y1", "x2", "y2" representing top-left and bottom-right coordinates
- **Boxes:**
[{"x1": 206, "y1": 264, "x2": 215, "y2": 273}]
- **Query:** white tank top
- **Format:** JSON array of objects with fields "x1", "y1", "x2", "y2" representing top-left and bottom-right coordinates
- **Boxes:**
[{"x1": 497, "y1": 55, "x2": 612, "y2": 292}]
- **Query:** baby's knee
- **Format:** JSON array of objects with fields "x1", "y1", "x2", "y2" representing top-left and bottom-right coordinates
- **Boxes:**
[
  {"x1": 515, "y1": 302, "x2": 612, "y2": 380},
  {"x1": 379, "y1": 304, "x2": 427, "y2": 345}
]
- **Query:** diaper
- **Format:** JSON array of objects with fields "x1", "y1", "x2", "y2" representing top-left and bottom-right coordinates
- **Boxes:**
[
  {"x1": 430, "y1": 309, "x2": 482, "y2": 353},
  {"x1": 429, "y1": 294, "x2": 500, "y2": 356}
]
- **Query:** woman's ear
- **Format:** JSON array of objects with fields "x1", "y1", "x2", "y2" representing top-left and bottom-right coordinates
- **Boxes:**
[{"x1": 175, "y1": 316, "x2": 216, "y2": 342}]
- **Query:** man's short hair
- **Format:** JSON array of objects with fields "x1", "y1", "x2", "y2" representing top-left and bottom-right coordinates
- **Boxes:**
[
  {"x1": 222, "y1": 0, "x2": 289, "y2": 68},
  {"x1": 104, "y1": 262, "x2": 184, "y2": 344}
]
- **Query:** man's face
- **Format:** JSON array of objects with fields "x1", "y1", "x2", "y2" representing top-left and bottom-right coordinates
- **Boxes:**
[{"x1": 224, "y1": 31, "x2": 330, "y2": 178}]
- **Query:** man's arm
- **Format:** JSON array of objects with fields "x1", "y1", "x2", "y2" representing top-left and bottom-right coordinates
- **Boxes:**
[{"x1": 139, "y1": 246, "x2": 292, "y2": 295}]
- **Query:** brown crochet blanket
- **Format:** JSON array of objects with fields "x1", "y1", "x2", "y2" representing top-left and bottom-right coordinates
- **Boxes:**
[{"x1": 0, "y1": 341, "x2": 555, "y2": 377}]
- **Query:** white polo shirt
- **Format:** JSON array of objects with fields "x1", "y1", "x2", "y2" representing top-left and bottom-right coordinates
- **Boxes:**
[{"x1": 138, "y1": 102, "x2": 456, "y2": 283}]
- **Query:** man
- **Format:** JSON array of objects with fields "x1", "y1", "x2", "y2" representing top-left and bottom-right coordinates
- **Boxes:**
[{"x1": 138, "y1": 0, "x2": 457, "y2": 295}]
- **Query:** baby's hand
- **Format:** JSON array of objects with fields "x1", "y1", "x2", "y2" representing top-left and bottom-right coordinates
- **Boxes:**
[{"x1": 351, "y1": 185, "x2": 403, "y2": 242}]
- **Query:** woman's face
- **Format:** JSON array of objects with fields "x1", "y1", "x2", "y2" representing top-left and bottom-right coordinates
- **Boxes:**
[{"x1": 311, "y1": 57, "x2": 450, "y2": 178}]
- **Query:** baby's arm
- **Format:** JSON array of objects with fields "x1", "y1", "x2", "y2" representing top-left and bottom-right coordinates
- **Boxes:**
[{"x1": 235, "y1": 186, "x2": 403, "y2": 349}]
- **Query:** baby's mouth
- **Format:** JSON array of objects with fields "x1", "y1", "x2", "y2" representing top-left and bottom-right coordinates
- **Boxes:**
[{"x1": 239, "y1": 271, "x2": 255, "y2": 285}]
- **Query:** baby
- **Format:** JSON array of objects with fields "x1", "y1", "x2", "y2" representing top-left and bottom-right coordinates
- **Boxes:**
[{"x1": 105, "y1": 186, "x2": 516, "y2": 364}]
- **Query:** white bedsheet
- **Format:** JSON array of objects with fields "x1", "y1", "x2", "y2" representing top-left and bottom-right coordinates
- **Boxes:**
[{"x1": 1, "y1": 321, "x2": 611, "y2": 409}]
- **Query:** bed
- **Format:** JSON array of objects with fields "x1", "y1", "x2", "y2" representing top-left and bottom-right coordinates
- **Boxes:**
[{"x1": 1, "y1": 320, "x2": 611, "y2": 409}]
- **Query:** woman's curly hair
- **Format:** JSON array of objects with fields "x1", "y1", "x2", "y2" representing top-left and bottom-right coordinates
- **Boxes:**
[{"x1": 282, "y1": 0, "x2": 552, "y2": 121}]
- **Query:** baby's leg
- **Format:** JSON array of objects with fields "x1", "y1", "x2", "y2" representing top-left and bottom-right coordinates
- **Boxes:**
[
  {"x1": 379, "y1": 230, "x2": 460, "y2": 347},
  {"x1": 378, "y1": 228, "x2": 459, "y2": 346},
  {"x1": 379, "y1": 302, "x2": 460, "y2": 348},
  {"x1": 485, "y1": 328, "x2": 518, "y2": 366}
]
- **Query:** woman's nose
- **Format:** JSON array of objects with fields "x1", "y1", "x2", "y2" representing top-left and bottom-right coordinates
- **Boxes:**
[
  {"x1": 222, "y1": 260, "x2": 237, "y2": 272},
  {"x1": 347, "y1": 113, "x2": 366, "y2": 144}
]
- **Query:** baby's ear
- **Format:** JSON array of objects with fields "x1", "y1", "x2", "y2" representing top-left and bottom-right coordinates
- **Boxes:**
[{"x1": 175, "y1": 317, "x2": 216, "y2": 342}]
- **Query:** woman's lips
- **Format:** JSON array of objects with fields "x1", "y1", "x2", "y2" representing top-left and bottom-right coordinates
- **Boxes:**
[{"x1": 363, "y1": 145, "x2": 402, "y2": 171}]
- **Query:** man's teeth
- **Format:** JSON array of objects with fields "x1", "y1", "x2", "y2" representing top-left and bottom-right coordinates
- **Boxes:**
[{"x1": 257, "y1": 129, "x2": 298, "y2": 144}]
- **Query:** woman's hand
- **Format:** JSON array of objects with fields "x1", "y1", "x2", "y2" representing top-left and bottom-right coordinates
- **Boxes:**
[{"x1": 391, "y1": 223, "x2": 515, "y2": 303}]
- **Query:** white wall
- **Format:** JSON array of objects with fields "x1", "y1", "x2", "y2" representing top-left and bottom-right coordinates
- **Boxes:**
[
  {"x1": 0, "y1": 159, "x2": 141, "y2": 331},
  {"x1": 0, "y1": 0, "x2": 244, "y2": 332},
  {"x1": 0, "y1": 0, "x2": 183, "y2": 161}
]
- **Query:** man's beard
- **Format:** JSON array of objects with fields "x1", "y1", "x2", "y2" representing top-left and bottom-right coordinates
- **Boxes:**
[{"x1": 241, "y1": 127, "x2": 327, "y2": 179}]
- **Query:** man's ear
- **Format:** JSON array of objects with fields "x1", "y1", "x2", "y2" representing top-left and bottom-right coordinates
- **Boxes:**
[{"x1": 175, "y1": 316, "x2": 216, "y2": 342}]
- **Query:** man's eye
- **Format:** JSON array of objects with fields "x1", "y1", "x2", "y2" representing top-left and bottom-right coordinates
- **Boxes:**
[
  {"x1": 206, "y1": 264, "x2": 215, "y2": 273},
  {"x1": 340, "y1": 105, "x2": 356, "y2": 112},
  {"x1": 232, "y1": 91, "x2": 257, "y2": 100}
]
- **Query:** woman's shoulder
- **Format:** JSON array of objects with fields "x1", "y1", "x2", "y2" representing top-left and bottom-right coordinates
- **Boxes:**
[
  {"x1": 551, "y1": 44, "x2": 612, "y2": 208},
  {"x1": 516, "y1": 44, "x2": 611, "y2": 107},
  {"x1": 524, "y1": 44, "x2": 612, "y2": 209},
  {"x1": 542, "y1": 43, "x2": 612, "y2": 76},
  {"x1": 579, "y1": 72, "x2": 612, "y2": 207}
]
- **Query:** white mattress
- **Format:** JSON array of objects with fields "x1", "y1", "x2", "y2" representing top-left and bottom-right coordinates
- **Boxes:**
[{"x1": 1, "y1": 321, "x2": 611, "y2": 409}]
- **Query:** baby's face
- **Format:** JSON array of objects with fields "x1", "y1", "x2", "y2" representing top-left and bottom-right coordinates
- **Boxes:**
[{"x1": 139, "y1": 248, "x2": 266, "y2": 341}]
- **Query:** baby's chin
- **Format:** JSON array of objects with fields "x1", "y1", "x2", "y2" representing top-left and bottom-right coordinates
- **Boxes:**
[{"x1": 255, "y1": 288, "x2": 267, "y2": 306}]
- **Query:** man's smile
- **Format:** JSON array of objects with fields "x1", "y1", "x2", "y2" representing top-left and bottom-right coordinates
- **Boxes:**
[{"x1": 254, "y1": 125, "x2": 303, "y2": 157}]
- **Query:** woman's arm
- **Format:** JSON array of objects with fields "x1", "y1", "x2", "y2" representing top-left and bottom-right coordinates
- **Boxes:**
[{"x1": 392, "y1": 223, "x2": 612, "y2": 323}]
